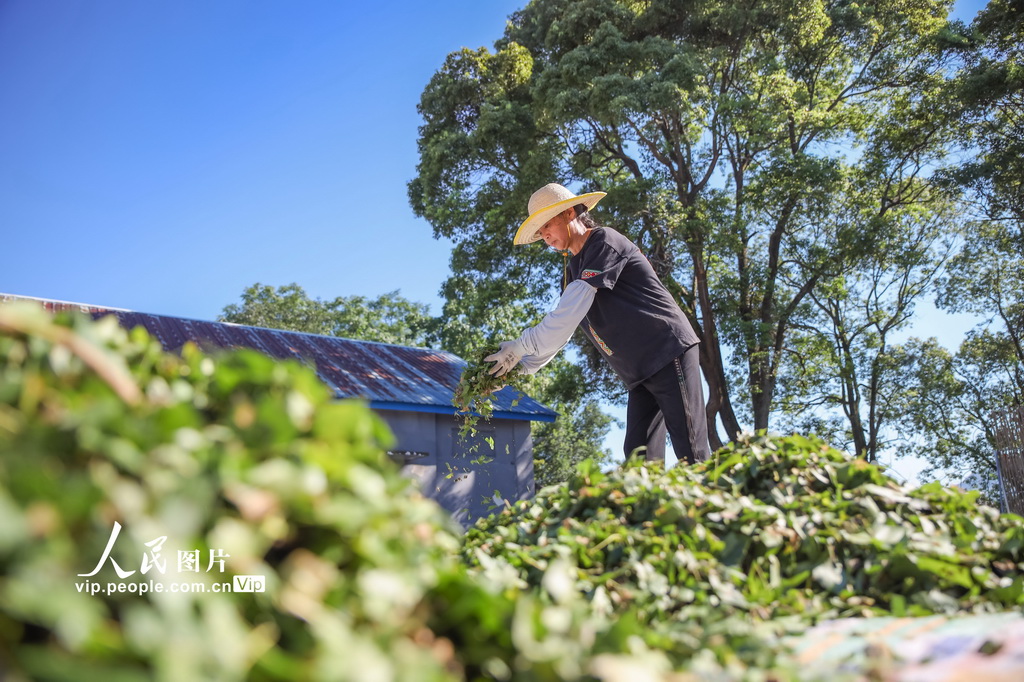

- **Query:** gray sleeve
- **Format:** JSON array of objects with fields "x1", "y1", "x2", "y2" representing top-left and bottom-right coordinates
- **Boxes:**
[{"x1": 517, "y1": 279, "x2": 596, "y2": 375}]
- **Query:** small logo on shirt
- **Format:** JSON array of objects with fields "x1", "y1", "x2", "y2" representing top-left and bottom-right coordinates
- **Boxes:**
[{"x1": 581, "y1": 269, "x2": 601, "y2": 279}]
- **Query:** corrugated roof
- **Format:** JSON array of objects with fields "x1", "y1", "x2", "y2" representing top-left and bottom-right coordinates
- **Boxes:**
[{"x1": 0, "y1": 294, "x2": 557, "y2": 422}]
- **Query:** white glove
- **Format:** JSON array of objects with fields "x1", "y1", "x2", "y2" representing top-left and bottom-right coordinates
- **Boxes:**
[{"x1": 484, "y1": 339, "x2": 526, "y2": 377}]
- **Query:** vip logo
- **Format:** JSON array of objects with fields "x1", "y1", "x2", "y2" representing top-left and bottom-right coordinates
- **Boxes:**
[
  {"x1": 581, "y1": 269, "x2": 601, "y2": 279},
  {"x1": 233, "y1": 575, "x2": 266, "y2": 592}
]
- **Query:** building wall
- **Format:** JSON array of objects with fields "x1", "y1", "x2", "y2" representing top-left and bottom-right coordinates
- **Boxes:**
[
  {"x1": 377, "y1": 409, "x2": 438, "y2": 493},
  {"x1": 375, "y1": 409, "x2": 535, "y2": 526}
]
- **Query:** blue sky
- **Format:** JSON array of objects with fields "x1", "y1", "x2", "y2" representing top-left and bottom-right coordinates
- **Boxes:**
[
  {"x1": 1, "y1": 1, "x2": 522, "y2": 319},
  {"x1": 0, "y1": 0, "x2": 989, "y2": 478}
]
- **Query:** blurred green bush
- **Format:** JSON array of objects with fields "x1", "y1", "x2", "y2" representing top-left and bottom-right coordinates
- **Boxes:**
[{"x1": 0, "y1": 302, "x2": 479, "y2": 680}]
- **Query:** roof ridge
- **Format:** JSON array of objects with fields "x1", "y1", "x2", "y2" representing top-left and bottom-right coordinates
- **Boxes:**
[{"x1": 1, "y1": 292, "x2": 134, "y2": 313}]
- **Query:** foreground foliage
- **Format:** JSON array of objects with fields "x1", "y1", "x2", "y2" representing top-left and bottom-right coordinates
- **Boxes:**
[
  {"x1": 0, "y1": 304, "x2": 466, "y2": 680},
  {"x1": 0, "y1": 306, "x2": 681, "y2": 681},
  {"x1": 2, "y1": 306, "x2": 1022, "y2": 681}
]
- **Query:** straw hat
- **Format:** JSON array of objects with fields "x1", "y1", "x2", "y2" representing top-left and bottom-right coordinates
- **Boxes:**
[{"x1": 513, "y1": 183, "x2": 606, "y2": 245}]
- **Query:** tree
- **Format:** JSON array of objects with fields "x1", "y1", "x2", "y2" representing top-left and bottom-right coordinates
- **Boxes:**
[
  {"x1": 940, "y1": 0, "x2": 1024, "y2": 358},
  {"x1": 772, "y1": 76, "x2": 961, "y2": 461},
  {"x1": 411, "y1": 0, "x2": 960, "y2": 449},
  {"x1": 776, "y1": 199, "x2": 956, "y2": 462},
  {"x1": 219, "y1": 283, "x2": 438, "y2": 347},
  {"x1": 896, "y1": 334, "x2": 1015, "y2": 504},
  {"x1": 881, "y1": 0, "x2": 1024, "y2": 499}
]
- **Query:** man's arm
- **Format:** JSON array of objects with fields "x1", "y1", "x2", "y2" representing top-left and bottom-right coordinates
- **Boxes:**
[{"x1": 485, "y1": 280, "x2": 597, "y2": 376}]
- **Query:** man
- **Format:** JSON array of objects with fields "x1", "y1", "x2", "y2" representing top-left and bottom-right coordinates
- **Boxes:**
[{"x1": 486, "y1": 183, "x2": 711, "y2": 465}]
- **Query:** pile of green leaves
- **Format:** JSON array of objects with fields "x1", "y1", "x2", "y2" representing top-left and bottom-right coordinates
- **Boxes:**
[
  {"x1": 0, "y1": 305, "x2": 725, "y2": 681},
  {"x1": 463, "y1": 433, "x2": 1024, "y2": 667},
  {"x1": 452, "y1": 347, "x2": 528, "y2": 438},
  {"x1": 4, "y1": 305, "x2": 1022, "y2": 681}
]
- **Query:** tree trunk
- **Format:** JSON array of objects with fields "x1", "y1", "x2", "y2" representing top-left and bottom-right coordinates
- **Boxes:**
[{"x1": 692, "y1": 255, "x2": 742, "y2": 444}]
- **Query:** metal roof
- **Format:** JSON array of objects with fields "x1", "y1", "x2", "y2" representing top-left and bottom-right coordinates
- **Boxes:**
[{"x1": 0, "y1": 294, "x2": 557, "y2": 422}]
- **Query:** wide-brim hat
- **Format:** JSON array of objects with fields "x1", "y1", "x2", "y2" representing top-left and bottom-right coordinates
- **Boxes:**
[{"x1": 513, "y1": 183, "x2": 606, "y2": 245}]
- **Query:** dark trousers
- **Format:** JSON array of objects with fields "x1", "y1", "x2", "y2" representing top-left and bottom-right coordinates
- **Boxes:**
[{"x1": 623, "y1": 343, "x2": 711, "y2": 465}]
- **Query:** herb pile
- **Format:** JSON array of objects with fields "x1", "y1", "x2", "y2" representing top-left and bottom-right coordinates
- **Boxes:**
[
  {"x1": 462, "y1": 433, "x2": 1024, "y2": 670},
  {"x1": 3, "y1": 306, "x2": 1023, "y2": 681}
]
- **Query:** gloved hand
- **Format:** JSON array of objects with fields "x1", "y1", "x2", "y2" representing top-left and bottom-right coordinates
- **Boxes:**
[{"x1": 484, "y1": 339, "x2": 526, "y2": 377}]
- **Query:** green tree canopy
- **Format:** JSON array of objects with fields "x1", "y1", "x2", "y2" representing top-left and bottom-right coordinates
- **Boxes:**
[
  {"x1": 900, "y1": 0, "x2": 1024, "y2": 500},
  {"x1": 411, "y1": 0, "x2": 960, "y2": 451},
  {"x1": 219, "y1": 283, "x2": 438, "y2": 347}
]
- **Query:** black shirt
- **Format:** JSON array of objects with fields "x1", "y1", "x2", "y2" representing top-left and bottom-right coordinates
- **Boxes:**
[{"x1": 567, "y1": 227, "x2": 699, "y2": 389}]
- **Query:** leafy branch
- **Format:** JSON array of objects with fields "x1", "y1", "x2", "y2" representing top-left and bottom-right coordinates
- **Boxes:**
[{"x1": 452, "y1": 347, "x2": 528, "y2": 441}]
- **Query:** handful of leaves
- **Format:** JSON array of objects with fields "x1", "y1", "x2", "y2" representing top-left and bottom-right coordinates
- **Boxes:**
[{"x1": 452, "y1": 347, "x2": 528, "y2": 437}]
